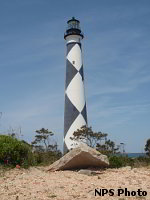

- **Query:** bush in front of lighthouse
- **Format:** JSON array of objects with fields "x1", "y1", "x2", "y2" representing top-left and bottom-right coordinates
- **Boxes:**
[{"x1": 0, "y1": 135, "x2": 34, "y2": 168}]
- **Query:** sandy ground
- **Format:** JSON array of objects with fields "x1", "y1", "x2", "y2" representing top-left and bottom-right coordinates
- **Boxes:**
[{"x1": 0, "y1": 166, "x2": 150, "y2": 200}]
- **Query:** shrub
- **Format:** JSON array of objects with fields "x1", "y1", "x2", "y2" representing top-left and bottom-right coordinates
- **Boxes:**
[
  {"x1": 0, "y1": 135, "x2": 34, "y2": 167},
  {"x1": 33, "y1": 150, "x2": 62, "y2": 166},
  {"x1": 109, "y1": 156, "x2": 124, "y2": 168},
  {"x1": 145, "y1": 138, "x2": 150, "y2": 157},
  {"x1": 109, "y1": 155, "x2": 134, "y2": 168},
  {"x1": 133, "y1": 156, "x2": 150, "y2": 167}
]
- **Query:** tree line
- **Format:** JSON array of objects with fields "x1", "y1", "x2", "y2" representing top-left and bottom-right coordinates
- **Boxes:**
[{"x1": 0, "y1": 124, "x2": 150, "y2": 168}]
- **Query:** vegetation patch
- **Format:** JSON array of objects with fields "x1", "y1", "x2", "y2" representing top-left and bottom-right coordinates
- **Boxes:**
[{"x1": 0, "y1": 135, "x2": 34, "y2": 167}]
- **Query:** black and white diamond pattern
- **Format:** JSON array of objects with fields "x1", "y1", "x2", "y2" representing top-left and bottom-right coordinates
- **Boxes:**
[
  {"x1": 65, "y1": 59, "x2": 78, "y2": 89},
  {"x1": 64, "y1": 42, "x2": 87, "y2": 152},
  {"x1": 67, "y1": 43, "x2": 82, "y2": 71}
]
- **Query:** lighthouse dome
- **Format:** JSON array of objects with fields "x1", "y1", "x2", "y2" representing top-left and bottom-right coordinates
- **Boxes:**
[{"x1": 64, "y1": 17, "x2": 84, "y2": 39}]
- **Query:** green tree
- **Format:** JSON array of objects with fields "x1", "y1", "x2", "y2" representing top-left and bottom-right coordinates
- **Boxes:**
[
  {"x1": 32, "y1": 128, "x2": 55, "y2": 152},
  {"x1": 31, "y1": 128, "x2": 62, "y2": 165},
  {"x1": 145, "y1": 139, "x2": 150, "y2": 157},
  {"x1": 70, "y1": 125, "x2": 107, "y2": 148},
  {"x1": 96, "y1": 139, "x2": 119, "y2": 154},
  {"x1": 70, "y1": 125, "x2": 119, "y2": 154}
]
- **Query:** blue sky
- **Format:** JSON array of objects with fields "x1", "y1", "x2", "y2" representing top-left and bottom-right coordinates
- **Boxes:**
[{"x1": 0, "y1": 0, "x2": 150, "y2": 153}]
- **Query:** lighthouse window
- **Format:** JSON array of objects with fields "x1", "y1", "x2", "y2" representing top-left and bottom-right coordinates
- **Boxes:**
[
  {"x1": 68, "y1": 20, "x2": 80, "y2": 29},
  {"x1": 72, "y1": 61, "x2": 75, "y2": 64}
]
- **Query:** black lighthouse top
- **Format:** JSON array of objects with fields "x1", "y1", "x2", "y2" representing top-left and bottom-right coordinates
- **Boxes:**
[{"x1": 64, "y1": 17, "x2": 84, "y2": 39}]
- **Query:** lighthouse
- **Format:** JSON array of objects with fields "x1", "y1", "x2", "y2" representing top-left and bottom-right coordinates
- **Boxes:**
[{"x1": 64, "y1": 17, "x2": 87, "y2": 153}]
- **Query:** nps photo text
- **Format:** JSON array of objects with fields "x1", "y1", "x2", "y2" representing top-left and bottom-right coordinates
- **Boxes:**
[{"x1": 95, "y1": 188, "x2": 147, "y2": 197}]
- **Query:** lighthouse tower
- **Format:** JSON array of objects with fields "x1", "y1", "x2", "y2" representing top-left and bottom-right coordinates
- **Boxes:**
[{"x1": 64, "y1": 17, "x2": 87, "y2": 153}]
